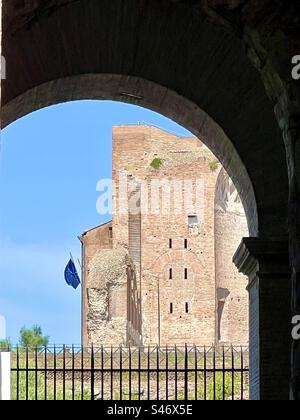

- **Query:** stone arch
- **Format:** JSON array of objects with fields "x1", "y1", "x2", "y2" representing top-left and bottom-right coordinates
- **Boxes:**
[
  {"x1": 1, "y1": 0, "x2": 289, "y2": 241},
  {"x1": 2, "y1": 74, "x2": 259, "y2": 237},
  {"x1": 147, "y1": 249, "x2": 205, "y2": 275},
  {"x1": 1, "y1": 0, "x2": 293, "y2": 399}
]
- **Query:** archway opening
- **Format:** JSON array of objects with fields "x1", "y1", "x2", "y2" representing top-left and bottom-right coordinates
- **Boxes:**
[
  {"x1": 1, "y1": 0, "x2": 293, "y2": 400},
  {"x1": 1, "y1": 91, "x2": 254, "y2": 348}
]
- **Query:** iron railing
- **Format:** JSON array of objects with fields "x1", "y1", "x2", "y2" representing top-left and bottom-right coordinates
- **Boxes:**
[{"x1": 10, "y1": 345, "x2": 249, "y2": 401}]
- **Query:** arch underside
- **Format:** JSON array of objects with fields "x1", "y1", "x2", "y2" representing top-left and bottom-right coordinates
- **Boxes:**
[{"x1": 1, "y1": 0, "x2": 289, "y2": 239}]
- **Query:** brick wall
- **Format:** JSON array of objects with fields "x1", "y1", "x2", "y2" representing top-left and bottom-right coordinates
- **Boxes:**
[
  {"x1": 80, "y1": 222, "x2": 113, "y2": 346},
  {"x1": 80, "y1": 222, "x2": 141, "y2": 347},
  {"x1": 215, "y1": 169, "x2": 249, "y2": 345},
  {"x1": 112, "y1": 126, "x2": 249, "y2": 346},
  {"x1": 82, "y1": 125, "x2": 249, "y2": 347}
]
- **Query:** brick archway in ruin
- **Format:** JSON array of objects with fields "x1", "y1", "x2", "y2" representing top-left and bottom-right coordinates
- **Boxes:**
[{"x1": 2, "y1": 0, "x2": 298, "y2": 400}]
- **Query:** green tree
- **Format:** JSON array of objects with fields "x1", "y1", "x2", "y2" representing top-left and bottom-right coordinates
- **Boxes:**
[
  {"x1": 19, "y1": 325, "x2": 49, "y2": 350},
  {"x1": 0, "y1": 339, "x2": 12, "y2": 351}
]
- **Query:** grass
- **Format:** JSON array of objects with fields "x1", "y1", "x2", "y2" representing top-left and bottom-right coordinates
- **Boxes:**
[
  {"x1": 11, "y1": 370, "x2": 248, "y2": 401},
  {"x1": 114, "y1": 372, "x2": 247, "y2": 401},
  {"x1": 10, "y1": 348, "x2": 249, "y2": 400},
  {"x1": 11, "y1": 371, "x2": 92, "y2": 400}
]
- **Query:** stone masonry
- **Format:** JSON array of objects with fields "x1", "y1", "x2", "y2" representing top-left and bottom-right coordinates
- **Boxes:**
[{"x1": 80, "y1": 125, "x2": 249, "y2": 347}]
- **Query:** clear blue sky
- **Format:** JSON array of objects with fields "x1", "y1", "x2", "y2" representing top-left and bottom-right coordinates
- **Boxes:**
[{"x1": 0, "y1": 100, "x2": 191, "y2": 345}]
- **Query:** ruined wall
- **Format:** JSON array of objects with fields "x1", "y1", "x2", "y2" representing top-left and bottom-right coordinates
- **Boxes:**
[
  {"x1": 80, "y1": 221, "x2": 142, "y2": 347},
  {"x1": 215, "y1": 169, "x2": 249, "y2": 346},
  {"x1": 80, "y1": 222, "x2": 113, "y2": 347},
  {"x1": 80, "y1": 223, "x2": 129, "y2": 347},
  {"x1": 127, "y1": 182, "x2": 143, "y2": 345},
  {"x1": 82, "y1": 125, "x2": 249, "y2": 347},
  {"x1": 85, "y1": 247, "x2": 133, "y2": 347},
  {"x1": 127, "y1": 263, "x2": 143, "y2": 346},
  {"x1": 112, "y1": 125, "x2": 248, "y2": 346}
]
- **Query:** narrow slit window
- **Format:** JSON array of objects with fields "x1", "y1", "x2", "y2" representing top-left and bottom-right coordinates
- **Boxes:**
[
  {"x1": 169, "y1": 268, "x2": 173, "y2": 280},
  {"x1": 184, "y1": 239, "x2": 188, "y2": 249},
  {"x1": 184, "y1": 268, "x2": 188, "y2": 280},
  {"x1": 169, "y1": 239, "x2": 172, "y2": 249},
  {"x1": 170, "y1": 303, "x2": 173, "y2": 314},
  {"x1": 185, "y1": 303, "x2": 189, "y2": 314}
]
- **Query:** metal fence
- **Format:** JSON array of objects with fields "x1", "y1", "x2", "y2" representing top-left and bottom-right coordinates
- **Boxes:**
[{"x1": 10, "y1": 345, "x2": 249, "y2": 401}]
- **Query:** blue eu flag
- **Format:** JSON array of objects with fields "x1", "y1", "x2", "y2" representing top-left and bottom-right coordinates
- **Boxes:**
[{"x1": 64, "y1": 259, "x2": 81, "y2": 290}]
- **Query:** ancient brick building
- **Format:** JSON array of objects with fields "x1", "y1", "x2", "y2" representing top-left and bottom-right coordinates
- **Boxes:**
[{"x1": 80, "y1": 125, "x2": 248, "y2": 347}]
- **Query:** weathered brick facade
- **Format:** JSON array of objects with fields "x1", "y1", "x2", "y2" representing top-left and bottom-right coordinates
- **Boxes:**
[{"x1": 81, "y1": 126, "x2": 249, "y2": 347}]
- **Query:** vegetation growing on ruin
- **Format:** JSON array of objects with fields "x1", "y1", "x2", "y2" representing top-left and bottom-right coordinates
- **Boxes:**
[
  {"x1": 150, "y1": 158, "x2": 163, "y2": 170},
  {"x1": 209, "y1": 160, "x2": 219, "y2": 172}
]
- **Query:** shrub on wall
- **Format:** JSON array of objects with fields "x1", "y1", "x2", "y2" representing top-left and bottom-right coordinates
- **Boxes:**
[
  {"x1": 209, "y1": 161, "x2": 219, "y2": 172},
  {"x1": 150, "y1": 158, "x2": 163, "y2": 170}
]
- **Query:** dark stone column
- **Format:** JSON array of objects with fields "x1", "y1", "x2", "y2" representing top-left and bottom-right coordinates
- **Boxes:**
[
  {"x1": 202, "y1": 0, "x2": 300, "y2": 399},
  {"x1": 234, "y1": 238, "x2": 291, "y2": 400}
]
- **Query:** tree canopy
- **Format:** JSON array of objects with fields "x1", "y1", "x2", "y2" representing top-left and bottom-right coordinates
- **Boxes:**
[{"x1": 19, "y1": 325, "x2": 49, "y2": 350}]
